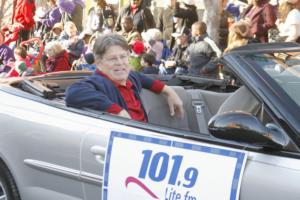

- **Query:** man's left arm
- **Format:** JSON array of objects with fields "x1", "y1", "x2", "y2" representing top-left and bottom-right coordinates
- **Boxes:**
[{"x1": 160, "y1": 85, "x2": 184, "y2": 118}]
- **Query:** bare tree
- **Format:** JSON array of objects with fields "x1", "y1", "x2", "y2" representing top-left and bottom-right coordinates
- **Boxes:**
[
  {"x1": 202, "y1": 0, "x2": 222, "y2": 44},
  {"x1": 0, "y1": 0, "x2": 13, "y2": 27}
]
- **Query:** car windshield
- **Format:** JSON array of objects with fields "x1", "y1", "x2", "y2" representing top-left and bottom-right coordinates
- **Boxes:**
[{"x1": 243, "y1": 53, "x2": 300, "y2": 107}]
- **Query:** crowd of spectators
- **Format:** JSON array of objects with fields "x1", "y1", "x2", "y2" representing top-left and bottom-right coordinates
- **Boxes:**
[{"x1": 0, "y1": 0, "x2": 300, "y2": 79}]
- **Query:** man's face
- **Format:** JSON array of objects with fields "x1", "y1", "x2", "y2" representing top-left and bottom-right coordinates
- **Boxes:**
[
  {"x1": 98, "y1": 45, "x2": 130, "y2": 85},
  {"x1": 191, "y1": 25, "x2": 199, "y2": 37},
  {"x1": 121, "y1": 19, "x2": 133, "y2": 32},
  {"x1": 53, "y1": 28, "x2": 62, "y2": 36},
  {"x1": 131, "y1": 0, "x2": 141, "y2": 7}
]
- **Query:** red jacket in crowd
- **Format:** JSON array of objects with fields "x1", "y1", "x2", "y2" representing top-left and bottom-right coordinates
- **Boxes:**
[
  {"x1": 46, "y1": 50, "x2": 71, "y2": 72},
  {"x1": 13, "y1": 0, "x2": 36, "y2": 31}
]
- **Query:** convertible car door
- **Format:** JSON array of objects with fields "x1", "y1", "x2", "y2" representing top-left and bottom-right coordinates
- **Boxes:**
[
  {"x1": 0, "y1": 91, "x2": 92, "y2": 200},
  {"x1": 80, "y1": 123, "x2": 300, "y2": 200},
  {"x1": 80, "y1": 122, "x2": 125, "y2": 200}
]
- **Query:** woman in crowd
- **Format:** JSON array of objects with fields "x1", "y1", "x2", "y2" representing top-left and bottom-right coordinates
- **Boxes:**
[
  {"x1": 225, "y1": 21, "x2": 252, "y2": 52},
  {"x1": 44, "y1": 41, "x2": 71, "y2": 72},
  {"x1": 242, "y1": 0, "x2": 277, "y2": 43},
  {"x1": 276, "y1": 0, "x2": 300, "y2": 42},
  {"x1": 142, "y1": 28, "x2": 164, "y2": 62}
]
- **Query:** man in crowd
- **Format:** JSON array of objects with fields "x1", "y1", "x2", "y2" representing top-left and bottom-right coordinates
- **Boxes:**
[
  {"x1": 114, "y1": 0, "x2": 155, "y2": 33},
  {"x1": 157, "y1": 0, "x2": 176, "y2": 49},
  {"x1": 119, "y1": 16, "x2": 141, "y2": 44},
  {"x1": 187, "y1": 21, "x2": 217, "y2": 75}
]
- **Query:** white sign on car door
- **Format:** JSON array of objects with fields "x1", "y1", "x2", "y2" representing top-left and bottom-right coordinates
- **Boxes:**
[{"x1": 103, "y1": 131, "x2": 247, "y2": 200}]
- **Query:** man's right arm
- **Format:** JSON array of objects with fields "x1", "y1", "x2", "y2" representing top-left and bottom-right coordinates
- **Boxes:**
[{"x1": 65, "y1": 80, "x2": 116, "y2": 112}]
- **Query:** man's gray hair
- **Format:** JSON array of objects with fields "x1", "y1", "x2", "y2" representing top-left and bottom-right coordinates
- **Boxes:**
[{"x1": 93, "y1": 33, "x2": 129, "y2": 60}]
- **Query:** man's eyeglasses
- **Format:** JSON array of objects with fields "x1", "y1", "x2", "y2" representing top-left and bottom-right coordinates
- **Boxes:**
[{"x1": 102, "y1": 53, "x2": 129, "y2": 64}]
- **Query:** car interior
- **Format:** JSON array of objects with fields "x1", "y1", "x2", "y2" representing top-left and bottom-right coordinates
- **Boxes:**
[
  {"x1": 3, "y1": 71, "x2": 299, "y2": 151},
  {"x1": 4, "y1": 71, "x2": 260, "y2": 133}
]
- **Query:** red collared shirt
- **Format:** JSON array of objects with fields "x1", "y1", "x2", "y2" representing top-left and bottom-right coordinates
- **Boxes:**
[{"x1": 97, "y1": 70, "x2": 164, "y2": 122}]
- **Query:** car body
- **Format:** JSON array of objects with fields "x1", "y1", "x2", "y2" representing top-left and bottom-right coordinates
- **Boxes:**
[{"x1": 0, "y1": 42, "x2": 300, "y2": 200}]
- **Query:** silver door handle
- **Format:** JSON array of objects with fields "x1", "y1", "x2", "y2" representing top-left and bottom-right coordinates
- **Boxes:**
[{"x1": 90, "y1": 146, "x2": 106, "y2": 164}]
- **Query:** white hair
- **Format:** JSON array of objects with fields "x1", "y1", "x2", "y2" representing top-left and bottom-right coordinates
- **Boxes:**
[
  {"x1": 44, "y1": 41, "x2": 64, "y2": 57},
  {"x1": 142, "y1": 28, "x2": 162, "y2": 43}
]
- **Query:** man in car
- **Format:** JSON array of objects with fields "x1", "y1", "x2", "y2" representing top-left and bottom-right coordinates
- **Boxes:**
[{"x1": 65, "y1": 33, "x2": 184, "y2": 122}]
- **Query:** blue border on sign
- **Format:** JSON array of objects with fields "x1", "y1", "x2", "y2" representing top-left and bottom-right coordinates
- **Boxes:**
[
  {"x1": 102, "y1": 131, "x2": 246, "y2": 200},
  {"x1": 172, "y1": 141, "x2": 245, "y2": 200}
]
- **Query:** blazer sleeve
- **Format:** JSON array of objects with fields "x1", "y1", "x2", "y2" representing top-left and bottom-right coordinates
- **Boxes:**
[{"x1": 65, "y1": 80, "x2": 116, "y2": 111}]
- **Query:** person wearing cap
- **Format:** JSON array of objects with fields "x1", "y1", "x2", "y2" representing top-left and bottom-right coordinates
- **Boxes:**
[
  {"x1": 173, "y1": 0, "x2": 198, "y2": 30},
  {"x1": 114, "y1": 0, "x2": 155, "y2": 33},
  {"x1": 276, "y1": 0, "x2": 300, "y2": 42},
  {"x1": 65, "y1": 33, "x2": 184, "y2": 121},
  {"x1": 43, "y1": 22, "x2": 63, "y2": 43},
  {"x1": 164, "y1": 27, "x2": 190, "y2": 74}
]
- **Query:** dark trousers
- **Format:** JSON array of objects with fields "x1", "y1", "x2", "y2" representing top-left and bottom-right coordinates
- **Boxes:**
[{"x1": 16, "y1": 29, "x2": 31, "y2": 46}]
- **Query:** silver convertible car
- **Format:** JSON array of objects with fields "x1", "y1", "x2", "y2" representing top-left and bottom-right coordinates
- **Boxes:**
[{"x1": 1, "y1": 43, "x2": 300, "y2": 200}]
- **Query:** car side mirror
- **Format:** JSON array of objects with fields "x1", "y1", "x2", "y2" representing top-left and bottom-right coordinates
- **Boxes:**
[{"x1": 208, "y1": 112, "x2": 288, "y2": 149}]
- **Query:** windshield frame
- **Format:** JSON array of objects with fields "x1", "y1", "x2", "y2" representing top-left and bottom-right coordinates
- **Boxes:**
[{"x1": 224, "y1": 49, "x2": 300, "y2": 141}]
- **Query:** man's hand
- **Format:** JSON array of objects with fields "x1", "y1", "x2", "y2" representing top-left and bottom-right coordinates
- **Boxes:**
[{"x1": 161, "y1": 85, "x2": 184, "y2": 118}]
